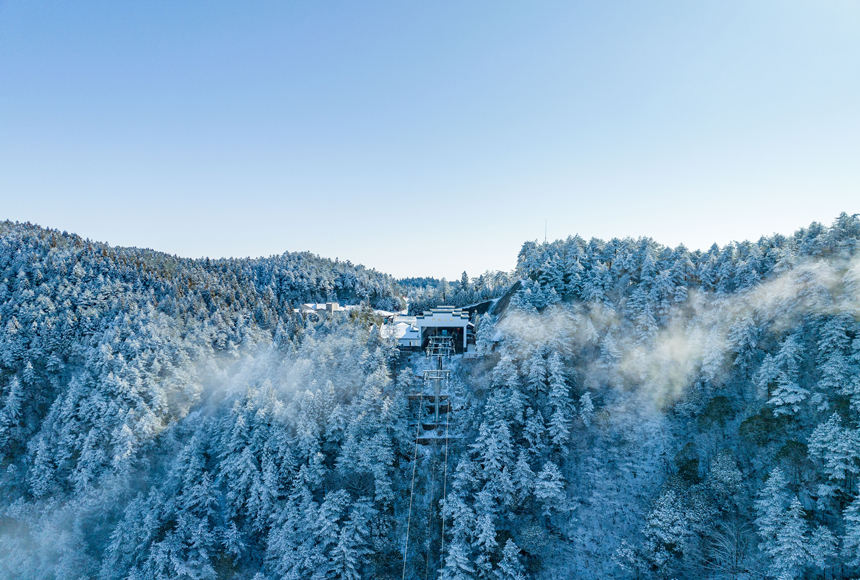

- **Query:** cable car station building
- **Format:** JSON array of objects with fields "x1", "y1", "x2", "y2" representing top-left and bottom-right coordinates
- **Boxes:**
[{"x1": 414, "y1": 306, "x2": 474, "y2": 353}]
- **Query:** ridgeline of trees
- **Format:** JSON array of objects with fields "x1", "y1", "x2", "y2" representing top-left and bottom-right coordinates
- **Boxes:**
[{"x1": 403, "y1": 271, "x2": 515, "y2": 315}]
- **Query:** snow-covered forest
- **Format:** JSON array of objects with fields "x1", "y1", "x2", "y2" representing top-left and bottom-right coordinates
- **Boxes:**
[
  {"x1": 2, "y1": 214, "x2": 860, "y2": 580},
  {"x1": 401, "y1": 272, "x2": 515, "y2": 315}
]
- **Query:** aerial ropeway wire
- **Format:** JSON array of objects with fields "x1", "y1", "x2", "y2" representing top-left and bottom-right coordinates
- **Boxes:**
[
  {"x1": 404, "y1": 336, "x2": 456, "y2": 580},
  {"x1": 425, "y1": 438, "x2": 436, "y2": 580},
  {"x1": 439, "y1": 389, "x2": 452, "y2": 570},
  {"x1": 402, "y1": 393, "x2": 423, "y2": 580}
]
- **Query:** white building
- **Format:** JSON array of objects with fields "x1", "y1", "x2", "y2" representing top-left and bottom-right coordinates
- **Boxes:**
[
  {"x1": 414, "y1": 306, "x2": 473, "y2": 352},
  {"x1": 299, "y1": 302, "x2": 355, "y2": 316},
  {"x1": 380, "y1": 321, "x2": 421, "y2": 348}
]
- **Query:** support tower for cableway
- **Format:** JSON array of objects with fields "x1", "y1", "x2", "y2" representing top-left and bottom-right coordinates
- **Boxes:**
[{"x1": 402, "y1": 334, "x2": 458, "y2": 580}]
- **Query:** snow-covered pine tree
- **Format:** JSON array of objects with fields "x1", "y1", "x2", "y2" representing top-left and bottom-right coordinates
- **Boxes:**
[
  {"x1": 0, "y1": 375, "x2": 22, "y2": 453},
  {"x1": 842, "y1": 495, "x2": 860, "y2": 567},
  {"x1": 526, "y1": 350, "x2": 546, "y2": 398},
  {"x1": 547, "y1": 353, "x2": 571, "y2": 452},
  {"x1": 808, "y1": 412, "x2": 860, "y2": 501},
  {"x1": 522, "y1": 407, "x2": 547, "y2": 458},
  {"x1": 473, "y1": 489, "x2": 498, "y2": 579},
  {"x1": 579, "y1": 391, "x2": 594, "y2": 428},
  {"x1": 760, "y1": 333, "x2": 808, "y2": 416},
  {"x1": 768, "y1": 497, "x2": 809, "y2": 580},
  {"x1": 329, "y1": 499, "x2": 374, "y2": 580},
  {"x1": 494, "y1": 539, "x2": 527, "y2": 580},
  {"x1": 813, "y1": 314, "x2": 854, "y2": 411},
  {"x1": 755, "y1": 467, "x2": 791, "y2": 550},
  {"x1": 476, "y1": 313, "x2": 496, "y2": 356},
  {"x1": 439, "y1": 538, "x2": 476, "y2": 580},
  {"x1": 533, "y1": 461, "x2": 565, "y2": 517},
  {"x1": 492, "y1": 353, "x2": 527, "y2": 424},
  {"x1": 513, "y1": 449, "x2": 535, "y2": 501}
]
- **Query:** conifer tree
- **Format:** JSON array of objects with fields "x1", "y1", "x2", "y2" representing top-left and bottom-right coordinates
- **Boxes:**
[
  {"x1": 439, "y1": 538, "x2": 476, "y2": 580},
  {"x1": 643, "y1": 488, "x2": 689, "y2": 570},
  {"x1": 534, "y1": 461, "x2": 565, "y2": 516},
  {"x1": 473, "y1": 489, "x2": 498, "y2": 579},
  {"x1": 523, "y1": 407, "x2": 547, "y2": 458},
  {"x1": 526, "y1": 350, "x2": 546, "y2": 397},
  {"x1": 755, "y1": 468, "x2": 791, "y2": 549},
  {"x1": 476, "y1": 314, "x2": 495, "y2": 356},
  {"x1": 769, "y1": 498, "x2": 809, "y2": 580},
  {"x1": 493, "y1": 353, "x2": 526, "y2": 424},
  {"x1": 813, "y1": 315, "x2": 853, "y2": 411},
  {"x1": 808, "y1": 525, "x2": 836, "y2": 572},
  {"x1": 513, "y1": 449, "x2": 535, "y2": 500},
  {"x1": 808, "y1": 412, "x2": 860, "y2": 499},
  {"x1": 760, "y1": 334, "x2": 808, "y2": 416},
  {"x1": 842, "y1": 495, "x2": 860, "y2": 566},
  {"x1": 547, "y1": 353, "x2": 571, "y2": 452},
  {"x1": 728, "y1": 314, "x2": 760, "y2": 375},
  {"x1": 494, "y1": 540, "x2": 527, "y2": 580},
  {"x1": 579, "y1": 391, "x2": 594, "y2": 428},
  {"x1": 0, "y1": 376, "x2": 22, "y2": 453}
]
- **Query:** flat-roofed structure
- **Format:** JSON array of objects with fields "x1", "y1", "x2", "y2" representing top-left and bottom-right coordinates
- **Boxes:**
[{"x1": 414, "y1": 306, "x2": 473, "y2": 353}]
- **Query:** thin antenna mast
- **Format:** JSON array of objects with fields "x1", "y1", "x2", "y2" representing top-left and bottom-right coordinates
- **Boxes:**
[{"x1": 544, "y1": 219, "x2": 547, "y2": 244}]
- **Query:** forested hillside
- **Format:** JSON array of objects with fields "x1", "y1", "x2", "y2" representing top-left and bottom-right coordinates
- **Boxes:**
[
  {"x1": 0, "y1": 221, "x2": 404, "y2": 577},
  {"x1": 467, "y1": 212, "x2": 860, "y2": 580},
  {"x1": 2, "y1": 215, "x2": 860, "y2": 580}
]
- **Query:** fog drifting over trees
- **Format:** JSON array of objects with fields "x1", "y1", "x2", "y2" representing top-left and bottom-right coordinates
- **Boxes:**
[{"x1": 2, "y1": 215, "x2": 860, "y2": 579}]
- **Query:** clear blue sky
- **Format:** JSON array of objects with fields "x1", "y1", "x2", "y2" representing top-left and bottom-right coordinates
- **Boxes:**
[{"x1": 1, "y1": 1, "x2": 858, "y2": 279}]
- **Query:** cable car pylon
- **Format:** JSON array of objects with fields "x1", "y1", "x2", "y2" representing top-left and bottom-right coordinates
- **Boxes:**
[{"x1": 403, "y1": 334, "x2": 458, "y2": 579}]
